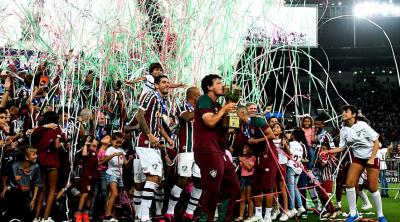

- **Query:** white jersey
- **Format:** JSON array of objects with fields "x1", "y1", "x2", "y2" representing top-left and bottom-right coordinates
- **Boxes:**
[
  {"x1": 287, "y1": 141, "x2": 304, "y2": 174},
  {"x1": 274, "y1": 138, "x2": 288, "y2": 164},
  {"x1": 139, "y1": 74, "x2": 155, "y2": 100},
  {"x1": 105, "y1": 146, "x2": 126, "y2": 177},
  {"x1": 377, "y1": 147, "x2": 388, "y2": 170},
  {"x1": 339, "y1": 121, "x2": 379, "y2": 159}
]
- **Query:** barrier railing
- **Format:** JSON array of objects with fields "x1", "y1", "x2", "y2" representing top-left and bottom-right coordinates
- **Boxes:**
[{"x1": 384, "y1": 159, "x2": 400, "y2": 199}]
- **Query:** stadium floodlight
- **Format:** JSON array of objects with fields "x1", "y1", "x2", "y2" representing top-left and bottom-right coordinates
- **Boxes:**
[{"x1": 354, "y1": 2, "x2": 400, "y2": 17}]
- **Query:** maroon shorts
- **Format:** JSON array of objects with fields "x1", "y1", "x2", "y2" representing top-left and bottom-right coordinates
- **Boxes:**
[
  {"x1": 81, "y1": 179, "x2": 96, "y2": 193},
  {"x1": 321, "y1": 180, "x2": 333, "y2": 194},
  {"x1": 252, "y1": 154, "x2": 278, "y2": 193},
  {"x1": 352, "y1": 157, "x2": 380, "y2": 170},
  {"x1": 337, "y1": 161, "x2": 350, "y2": 186}
]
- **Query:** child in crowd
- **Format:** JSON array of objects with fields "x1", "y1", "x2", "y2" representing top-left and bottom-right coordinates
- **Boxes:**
[
  {"x1": 75, "y1": 136, "x2": 99, "y2": 222},
  {"x1": 236, "y1": 144, "x2": 256, "y2": 221},
  {"x1": 103, "y1": 132, "x2": 133, "y2": 221},
  {"x1": 2, "y1": 145, "x2": 42, "y2": 221}
]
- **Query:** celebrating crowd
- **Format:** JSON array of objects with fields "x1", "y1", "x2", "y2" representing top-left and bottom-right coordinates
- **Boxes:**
[{"x1": 0, "y1": 58, "x2": 390, "y2": 222}]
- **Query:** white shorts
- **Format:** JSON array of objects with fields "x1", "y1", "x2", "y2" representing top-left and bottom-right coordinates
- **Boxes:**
[
  {"x1": 133, "y1": 158, "x2": 146, "y2": 183},
  {"x1": 177, "y1": 152, "x2": 201, "y2": 178},
  {"x1": 135, "y1": 147, "x2": 163, "y2": 178}
]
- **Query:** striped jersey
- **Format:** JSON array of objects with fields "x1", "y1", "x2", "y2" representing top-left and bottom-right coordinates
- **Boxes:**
[
  {"x1": 176, "y1": 100, "x2": 195, "y2": 153},
  {"x1": 314, "y1": 129, "x2": 335, "y2": 181},
  {"x1": 136, "y1": 91, "x2": 164, "y2": 147}
]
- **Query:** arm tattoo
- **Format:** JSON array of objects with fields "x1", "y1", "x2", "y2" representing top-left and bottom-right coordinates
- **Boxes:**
[{"x1": 137, "y1": 109, "x2": 150, "y2": 134}]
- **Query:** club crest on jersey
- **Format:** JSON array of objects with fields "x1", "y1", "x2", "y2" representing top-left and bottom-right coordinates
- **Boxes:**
[
  {"x1": 182, "y1": 166, "x2": 188, "y2": 171},
  {"x1": 152, "y1": 164, "x2": 158, "y2": 170},
  {"x1": 210, "y1": 170, "x2": 217, "y2": 178}
]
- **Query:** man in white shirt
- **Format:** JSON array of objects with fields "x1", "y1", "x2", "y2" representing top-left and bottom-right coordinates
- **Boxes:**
[{"x1": 377, "y1": 146, "x2": 389, "y2": 197}]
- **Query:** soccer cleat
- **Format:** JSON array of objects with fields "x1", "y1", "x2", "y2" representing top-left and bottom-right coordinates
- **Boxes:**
[
  {"x1": 346, "y1": 211, "x2": 361, "y2": 222},
  {"x1": 182, "y1": 213, "x2": 194, "y2": 222},
  {"x1": 361, "y1": 203, "x2": 373, "y2": 211},
  {"x1": 164, "y1": 213, "x2": 175, "y2": 222},
  {"x1": 378, "y1": 216, "x2": 388, "y2": 222}
]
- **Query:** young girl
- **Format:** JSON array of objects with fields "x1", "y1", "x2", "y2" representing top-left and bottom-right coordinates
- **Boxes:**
[
  {"x1": 92, "y1": 134, "x2": 111, "y2": 218},
  {"x1": 286, "y1": 128, "x2": 307, "y2": 219},
  {"x1": 103, "y1": 132, "x2": 133, "y2": 221},
  {"x1": 236, "y1": 144, "x2": 256, "y2": 222},
  {"x1": 272, "y1": 123, "x2": 290, "y2": 221}
]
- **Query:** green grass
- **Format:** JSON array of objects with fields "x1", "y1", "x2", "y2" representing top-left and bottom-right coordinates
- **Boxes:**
[{"x1": 300, "y1": 184, "x2": 400, "y2": 221}]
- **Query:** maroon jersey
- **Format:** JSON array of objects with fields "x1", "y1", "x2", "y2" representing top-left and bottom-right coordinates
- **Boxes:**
[
  {"x1": 136, "y1": 91, "x2": 164, "y2": 147},
  {"x1": 193, "y1": 95, "x2": 227, "y2": 154},
  {"x1": 176, "y1": 100, "x2": 195, "y2": 153}
]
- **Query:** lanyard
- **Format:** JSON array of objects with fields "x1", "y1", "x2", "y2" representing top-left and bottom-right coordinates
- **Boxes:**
[
  {"x1": 184, "y1": 100, "x2": 194, "y2": 112},
  {"x1": 243, "y1": 118, "x2": 252, "y2": 139},
  {"x1": 154, "y1": 91, "x2": 167, "y2": 115}
]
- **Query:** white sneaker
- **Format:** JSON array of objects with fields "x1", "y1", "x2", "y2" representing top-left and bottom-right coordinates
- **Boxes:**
[
  {"x1": 214, "y1": 207, "x2": 219, "y2": 220},
  {"x1": 103, "y1": 218, "x2": 118, "y2": 222},
  {"x1": 41, "y1": 218, "x2": 55, "y2": 222},
  {"x1": 33, "y1": 218, "x2": 41, "y2": 222},
  {"x1": 287, "y1": 209, "x2": 297, "y2": 218},
  {"x1": 278, "y1": 213, "x2": 289, "y2": 221},
  {"x1": 262, "y1": 218, "x2": 272, "y2": 222},
  {"x1": 296, "y1": 206, "x2": 306, "y2": 216},
  {"x1": 244, "y1": 216, "x2": 262, "y2": 222},
  {"x1": 362, "y1": 203, "x2": 373, "y2": 211},
  {"x1": 271, "y1": 209, "x2": 280, "y2": 220}
]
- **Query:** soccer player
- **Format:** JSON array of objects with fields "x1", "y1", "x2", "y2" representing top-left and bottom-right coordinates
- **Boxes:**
[
  {"x1": 321, "y1": 105, "x2": 387, "y2": 222},
  {"x1": 193, "y1": 74, "x2": 240, "y2": 222},
  {"x1": 165, "y1": 87, "x2": 202, "y2": 222},
  {"x1": 135, "y1": 75, "x2": 174, "y2": 222}
]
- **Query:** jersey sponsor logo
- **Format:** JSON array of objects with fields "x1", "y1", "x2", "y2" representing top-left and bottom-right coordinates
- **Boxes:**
[{"x1": 210, "y1": 170, "x2": 217, "y2": 178}]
